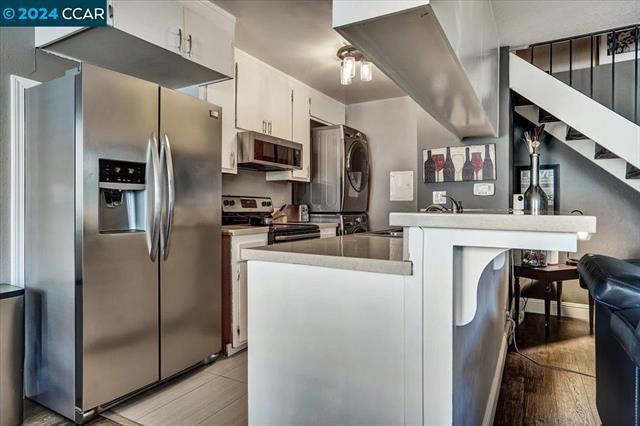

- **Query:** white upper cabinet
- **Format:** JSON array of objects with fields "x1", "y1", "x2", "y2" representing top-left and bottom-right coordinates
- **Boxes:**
[
  {"x1": 182, "y1": 1, "x2": 235, "y2": 79},
  {"x1": 235, "y1": 52, "x2": 269, "y2": 134},
  {"x1": 35, "y1": 0, "x2": 235, "y2": 88},
  {"x1": 205, "y1": 80, "x2": 237, "y2": 174},
  {"x1": 267, "y1": 79, "x2": 311, "y2": 182},
  {"x1": 235, "y1": 51, "x2": 291, "y2": 140},
  {"x1": 309, "y1": 89, "x2": 345, "y2": 125},
  {"x1": 111, "y1": 0, "x2": 183, "y2": 54}
]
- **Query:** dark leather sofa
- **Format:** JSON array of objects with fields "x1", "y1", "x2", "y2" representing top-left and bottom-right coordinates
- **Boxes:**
[{"x1": 578, "y1": 254, "x2": 640, "y2": 425}]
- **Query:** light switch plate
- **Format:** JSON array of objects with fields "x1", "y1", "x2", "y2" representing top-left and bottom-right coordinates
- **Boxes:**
[
  {"x1": 473, "y1": 183, "x2": 495, "y2": 196},
  {"x1": 390, "y1": 171, "x2": 414, "y2": 201},
  {"x1": 433, "y1": 190, "x2": 447, "y2": 204}
]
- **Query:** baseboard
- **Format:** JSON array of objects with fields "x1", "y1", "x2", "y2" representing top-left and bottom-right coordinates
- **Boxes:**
[
  {"x1": 482, "y1": 330, "x2": 509, "y2": 426},
  {"x1": 524, "y1": 298, "x2": 590, "y2": 321}
]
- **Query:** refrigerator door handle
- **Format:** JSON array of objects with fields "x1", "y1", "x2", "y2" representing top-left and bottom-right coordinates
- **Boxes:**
[
  {"x1": 160, "y1": 134, "x2": 176, "y2": 260},
  {"x1": 146, "y1": 132, "x2": 162, "y2": 261}
]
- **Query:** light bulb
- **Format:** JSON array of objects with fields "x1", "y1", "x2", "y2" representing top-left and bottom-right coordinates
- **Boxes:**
[
  {"x1": 360, "y1": 59, "x2": 372, "y2": 82},
  {"x1": 340, "y1": 59, "x2": 353, "y2": 85},
  {"x1": 343, "y1": 56, "x2": 356, "y2": 78}
]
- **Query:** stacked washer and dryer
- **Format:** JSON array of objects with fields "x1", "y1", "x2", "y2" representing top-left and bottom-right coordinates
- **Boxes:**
[{"x1": 294, "y1": 125, "x2": 370, "y2": 235}]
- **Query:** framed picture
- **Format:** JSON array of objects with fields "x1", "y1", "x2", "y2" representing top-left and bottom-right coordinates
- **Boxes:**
[
  {"x1": 599, "y1": 28, "x2": 638, "y2": 64},
  {"x1": 515, "y1": 164, "x2": 560, "y2": 211},
  {"x1": 423, "y1": 143, "x2": 496, "y2": 183}
]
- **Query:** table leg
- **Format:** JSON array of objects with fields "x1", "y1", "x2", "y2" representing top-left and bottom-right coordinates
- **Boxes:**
[
  {"x1": 588, "y1": 293, "x2": 594, "y2": 334},
  {"x1": 556, "y1": 281, "x2": 563, "y2": 320},
  {"x1": 544, "y1": 281, "x2": 551, "y2": 338},
  {"x1": 514, "y1": 276, "x2": 521, "y2": 337}
]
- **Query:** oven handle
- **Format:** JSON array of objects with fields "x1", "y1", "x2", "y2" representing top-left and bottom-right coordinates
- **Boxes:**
[{"x1": 273, "y1": 232, "x2": 320, "y2": 243}]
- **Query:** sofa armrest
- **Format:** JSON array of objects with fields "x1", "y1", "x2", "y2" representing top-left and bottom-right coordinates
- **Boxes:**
[{"x1": 578, "y1": 254, "x2": 640, "y2": 310}]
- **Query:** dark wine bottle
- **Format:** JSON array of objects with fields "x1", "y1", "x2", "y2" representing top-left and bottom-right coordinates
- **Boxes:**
[
  {"x1": 462, "y1": 147, "x2": 474, "y2": 181},
  {"x1": 424, "y1": 150, "x2": 436, "y2": 183},
  {"x1": 443, "y1": 147, "x2": 455, "y2": 182},
  {"x1": 482, "y1": 145, "x2": 494, "y2": 180}
]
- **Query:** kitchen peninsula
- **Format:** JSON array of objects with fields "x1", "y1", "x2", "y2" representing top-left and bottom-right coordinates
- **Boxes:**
[{"x1": 242, "y1": 212, "x2": 596, "y2": 425}]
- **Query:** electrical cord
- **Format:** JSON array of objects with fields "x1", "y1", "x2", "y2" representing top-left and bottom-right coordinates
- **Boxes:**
[
  {"x1": 508, "y1": 250, "x2": 595, "y2": 378},
  {"x1": 507, "y1": 315, "x2": 595, "y2": 378}
]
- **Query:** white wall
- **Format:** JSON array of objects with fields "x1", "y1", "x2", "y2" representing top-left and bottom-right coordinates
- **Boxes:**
[{"x1": 346, "y1": 97, "x2": 418, "y2": 230}]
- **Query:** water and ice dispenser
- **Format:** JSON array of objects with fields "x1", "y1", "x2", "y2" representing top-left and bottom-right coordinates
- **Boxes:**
[{"x1": 98, "y1": 159, "x2": 147, "y2": 233}]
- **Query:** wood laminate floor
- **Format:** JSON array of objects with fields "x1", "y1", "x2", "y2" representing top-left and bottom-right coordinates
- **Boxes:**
[
  {"x1": 25, "y1": 313, "x2": 596, "y2": 425},
  {"x1": 495, "y1": 313, "x2": 599, "y2": 426}
]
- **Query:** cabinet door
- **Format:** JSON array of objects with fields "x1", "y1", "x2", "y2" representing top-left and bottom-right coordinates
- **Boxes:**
[
  {"x1": 290, "y1": 81, "x2": 311, "y2": 181},
  {"x1": 264, "y1": 69, "x2": 291, "y2": 140},
  {"x1": 236, "y1": 52, "x2": 268, "y2": 134},
  {"x1": 112, "y1": 0, "x2": 183, "y2": 54},
  {"x1": 231, "y1": 235, "x2": 268, "y2": 348},
  {"x1": 309, "y1": 89, "x2": 346, "y2": 125},
  {"x1": 206, "y1": 80, "x2": 237, "y2": 173},
  {"x1": 182, "y1": 2, "x2": 235, "y2": 78}
]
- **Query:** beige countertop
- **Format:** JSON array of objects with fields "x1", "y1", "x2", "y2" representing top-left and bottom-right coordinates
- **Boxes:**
[
  {"x1": 242, "y1": 235, "x2": 412, "y2": 276},
  {"x1": 389, "y1": 212, "x2": 597, "y2": 234}
]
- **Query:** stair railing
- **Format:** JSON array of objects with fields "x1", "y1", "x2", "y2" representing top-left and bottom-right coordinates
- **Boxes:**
[{"x1": 517, "y1": 25, "x2": 639, "y2": 125}]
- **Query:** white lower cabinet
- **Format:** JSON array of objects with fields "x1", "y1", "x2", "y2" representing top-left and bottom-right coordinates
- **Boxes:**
[{"x1": 222, "y1": 232, "x2": 269, "y2": 353}]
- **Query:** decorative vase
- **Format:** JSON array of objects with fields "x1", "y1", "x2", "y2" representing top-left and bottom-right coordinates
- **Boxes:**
[{"x1": 524, "y1": 153, "x2": 548, "y2": 215}]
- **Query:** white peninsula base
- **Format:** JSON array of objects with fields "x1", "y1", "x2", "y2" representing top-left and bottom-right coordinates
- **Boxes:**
[{"x1": 244, "y1": 213, "x2": 596, "y2": 425}]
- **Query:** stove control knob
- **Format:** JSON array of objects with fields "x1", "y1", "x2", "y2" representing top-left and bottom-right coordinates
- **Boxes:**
[
  {"x1": 229, "y1": 200, "x2": 235, "y2": 206},
  {"x1": 355, "y1": 216, "x2": 362, "y2": 223},
  {"x1": 266, "y1": 201, "x2": 271, "y2": 206}
]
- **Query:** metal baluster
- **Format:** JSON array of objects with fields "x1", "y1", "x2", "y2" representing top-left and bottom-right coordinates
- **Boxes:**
[
  {"x1": 530, "y1": 45, "x2": 534, "y2": 64},
  {"x1": 612, "y1": 30, "x2": 616, "y2": 111},
  {"x1": 633, "y1": 26, "x2": 640, "y2": 123},
  {"x1": 590, "y1": 35, "x2": 594, "y2": 98},
  {"x1": 569, "y1": 39, "x2": 573, "y2": 87},
  {"x1": 549, "y1": 43, "x2": 553, "y2": 75}
]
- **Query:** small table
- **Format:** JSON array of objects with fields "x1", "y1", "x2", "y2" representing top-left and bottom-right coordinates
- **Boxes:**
[{"x1": 512, "y1": 263, "x2": 591, "y2": 337}]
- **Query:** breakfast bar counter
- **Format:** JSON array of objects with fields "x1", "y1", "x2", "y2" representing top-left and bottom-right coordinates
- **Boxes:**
[{"x1": 245, "y1": 212, "x2": 596, "y2": 425}]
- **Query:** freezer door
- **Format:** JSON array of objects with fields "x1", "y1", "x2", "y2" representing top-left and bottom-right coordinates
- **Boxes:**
[
  {"x1": 159, "y1": 88, "x2": 222, "y2": 379},
  {"x1": 80, "y1": 65, "x2": 161, "y2": 411}
]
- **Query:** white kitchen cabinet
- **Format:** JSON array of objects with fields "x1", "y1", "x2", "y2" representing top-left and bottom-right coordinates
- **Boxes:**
[
  {"x1": 35, "y1": 0, "x2": 234, "y2": 88},
  {"x1": 182, "y1": 1, "x2": 235, "y2": 80},
  {"x1": 205, "y1": 80, "x2": 237, "y2": 174},
  {"x1": 222, "y1": 232, "x2": 269, "y2": 354},
  {"x1": 236, "y1": 51, "x2": 291, "y2": 139},
  {"x1": 111, "y1": 0, "x2": 183, "y2": 54},
  {"x1": 310, "y1": 89, "x2": 346, "y2": 125},
  {"x1": 267, "y1": 79, "x2": 311, "y2": 182}
]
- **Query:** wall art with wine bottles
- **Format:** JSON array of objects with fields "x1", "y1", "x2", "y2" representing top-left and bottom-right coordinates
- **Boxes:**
[{"x1": 423, "y1": 143, "x2": 496, "y2": 183}]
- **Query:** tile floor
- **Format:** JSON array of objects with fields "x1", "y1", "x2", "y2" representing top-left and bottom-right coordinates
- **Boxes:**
[{"x1": 108, "y1": 351, "x2": 247, "y2": 426}]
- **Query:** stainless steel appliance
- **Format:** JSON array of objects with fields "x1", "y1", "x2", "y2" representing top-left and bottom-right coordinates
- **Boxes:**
[
  {"x1": 294, "y1": 125, "x2": 369, "y2": 213},
  {"x1": 309, "y1": 213, "x2": 369, "y2": 235},
  {"x1": 0, "y1": 285, "x2": 24, "y2": 426},
  {"x1": 25, "y1": 64, "x2": 222, "y2": 423},
  {"x1": 237, "y1": 131, "x2": 303, "y2": 171},
  {"x1": 222, "y1": 196, "x2": 319, "y2": 243}
]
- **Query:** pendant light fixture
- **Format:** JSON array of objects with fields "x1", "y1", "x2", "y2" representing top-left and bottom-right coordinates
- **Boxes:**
[{"x1": 337, "y1": 45, "x2": 372, "y2": 85}]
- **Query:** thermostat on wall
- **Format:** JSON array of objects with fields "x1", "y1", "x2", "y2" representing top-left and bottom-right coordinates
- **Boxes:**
[{"x1": 473, "y1": 183, "x2": 495, "y2": 196}]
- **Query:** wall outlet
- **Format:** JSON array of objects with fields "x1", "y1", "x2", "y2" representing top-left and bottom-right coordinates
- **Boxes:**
[
  {"x1": 433, "y1": 191, "x2": 447, "y2": 204},
  {"x1": 473, "y1": 183, "x2": 494, "y2": 196}
]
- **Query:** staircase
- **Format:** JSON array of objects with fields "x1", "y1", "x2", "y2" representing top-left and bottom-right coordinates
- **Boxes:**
[{"x1": 509, "y1": 26, "x2": 640, "y2": 192}]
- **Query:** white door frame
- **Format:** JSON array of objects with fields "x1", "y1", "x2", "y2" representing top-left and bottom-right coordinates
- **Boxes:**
[{"x1": 10, "y1": 75, "x2": 40, "y2": 287}]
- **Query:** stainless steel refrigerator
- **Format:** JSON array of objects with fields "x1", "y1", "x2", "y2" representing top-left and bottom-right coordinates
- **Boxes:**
[{"x1": 25, "y1": 64, "x2": 222, "y2": 423}]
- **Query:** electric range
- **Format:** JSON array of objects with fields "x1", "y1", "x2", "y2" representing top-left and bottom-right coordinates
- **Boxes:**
[{"x1": 222, "y1": 195, "x2": 320, "y2": 244}]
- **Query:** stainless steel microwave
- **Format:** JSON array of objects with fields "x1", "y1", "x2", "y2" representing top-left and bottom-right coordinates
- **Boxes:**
[{"x1": 237, "y1": 131, "x2": 303, "y2": 171}]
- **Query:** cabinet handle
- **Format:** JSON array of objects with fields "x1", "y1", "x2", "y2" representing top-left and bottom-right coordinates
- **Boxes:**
[
  {"x1": 177, "y1": 28, "x2": 183, "y2": 53},
  {"x1": 187, "y1": 34, "x2": 193, "y2": 57},
  {"x1": 262, "y1": 120, "x2": 266, "y2": 133},
  {"x1": 230, "y1": 152, "x2": 236, "y2": 168},
  {"x1": 268, "y1": 121, "x2": 272, "y2": 135}
]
